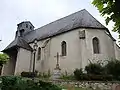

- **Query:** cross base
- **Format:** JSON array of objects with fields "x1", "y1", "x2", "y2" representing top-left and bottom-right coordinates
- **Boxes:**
[{"x1": 54, "y1": 64, "x2": 61, "y2": 70}]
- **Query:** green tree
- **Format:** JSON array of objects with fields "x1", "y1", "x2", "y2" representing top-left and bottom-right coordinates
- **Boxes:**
[
  {"x1": 0, "y1": 53, "x2": 9, "y2": 66},
  {"x1": 92, "y1": 0, "x2": 120, "y2": 37},
  {"x1": 0, "y1": 53, "x2": 9, "y2": 74}
]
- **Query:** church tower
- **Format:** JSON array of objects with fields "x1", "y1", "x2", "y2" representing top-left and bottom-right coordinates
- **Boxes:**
[{"x1": 15, "y1": 21, "x2": 34, "y2": 38}]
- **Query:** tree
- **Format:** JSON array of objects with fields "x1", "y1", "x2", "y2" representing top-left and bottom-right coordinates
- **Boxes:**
[
  {"x1": 0, "y1": 53, "x2": 9, "y2": 66},
  {"x1": 0, "y1": 53, "x2": 9, "y2": 74},
  {"x1": 92, "y1": 0, "x2": 120, "y2": 37}
]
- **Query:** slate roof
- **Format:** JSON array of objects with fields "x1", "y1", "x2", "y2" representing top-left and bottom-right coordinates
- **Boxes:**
[
  {"x1": 24, "y1": 9, "x2": 107, "y2": 43},
  {"x1": 3, "y1": 9, "x2": 115, "y2": 52},
  {"x1": 3, "y1": 36, "x2": 33, "y2": 52}
]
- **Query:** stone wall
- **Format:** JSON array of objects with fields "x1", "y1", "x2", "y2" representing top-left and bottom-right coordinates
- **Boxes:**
[{"x1": 49, "y1": 80, "x2": 120, "y2": 90}]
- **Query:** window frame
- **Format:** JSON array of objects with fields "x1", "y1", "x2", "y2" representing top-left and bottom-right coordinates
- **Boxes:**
[
  {"x1": 92, "y1": 37, "x2": 100, "y2": 54},
  {"x1": 61, "y1": 41, "x2": 67, "y2": 56},
  {"x1": 37, "y1": 47, "x2": 41, "y2": 60}
]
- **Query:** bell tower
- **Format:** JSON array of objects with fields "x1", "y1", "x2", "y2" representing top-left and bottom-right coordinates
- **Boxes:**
[{"x1": 15, "y1": 21, "x2": 34, "y2": 37}]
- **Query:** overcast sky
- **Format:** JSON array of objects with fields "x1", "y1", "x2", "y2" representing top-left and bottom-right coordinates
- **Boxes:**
[{"x1": 0, "y1": 0, "x2": 119, "y2": 51}]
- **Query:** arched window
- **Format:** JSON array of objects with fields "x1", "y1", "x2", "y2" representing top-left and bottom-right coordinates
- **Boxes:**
[
  {"x1": 61, "y1": 41, "x2": 67, "y2": 56},
  {"x1": 92, "y1": 37, "x2": 100, "y2": 54},
  {"x1": 37, "y1": 47, "x2": 41, "y2": 60},
  {"x1": 26, "y1": 24, "x2": 28, "y2": 28}
]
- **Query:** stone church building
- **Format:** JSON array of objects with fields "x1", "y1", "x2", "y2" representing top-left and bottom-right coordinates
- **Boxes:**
[{"x1": 2, "y1": 9, "x2": 120, "y2": 75}]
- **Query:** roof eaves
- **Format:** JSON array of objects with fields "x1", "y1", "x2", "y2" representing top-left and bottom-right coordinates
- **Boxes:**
[{"x1": 28, "y1": 26, "x2": 107, "y2": 44}]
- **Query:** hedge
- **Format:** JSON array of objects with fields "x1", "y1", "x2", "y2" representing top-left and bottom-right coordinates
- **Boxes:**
[{"x1": 0, "y1": 76, "x2": 61, "y2": 90}]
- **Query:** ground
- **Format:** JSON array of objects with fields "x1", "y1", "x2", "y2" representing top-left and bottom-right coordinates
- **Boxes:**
[{"x1": 61, "y1": 84, "x2": 93, "y2": 90}]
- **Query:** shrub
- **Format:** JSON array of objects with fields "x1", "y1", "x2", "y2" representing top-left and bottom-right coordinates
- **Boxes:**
[
  {"x1": 38, "y1": 72, "x2": 51, "y2": 79},
  {"x1": 85, "y1": 63, "x2": 104, "y2": 75},
  {"x1": 60, "y1": 74, "x2": 75, "y2": 80},
  {"x1": 88, "y1": 75, "x2": 113, "y2": 81},
  {"x1": 105, "y1": 59, "x2": 120, "y2": 80},
  {"x1": 21, "y1": 71, "x2": 37, "y2": 78},
  {"x1": 74, "y1": 68, "x2": 84, "y2": 80},
  {"x1": 74, "y1": 73, "x2": 113, "y2": 81},
  {"x1": 42, "y1": 72, "x2": 49, "y2": 78},
  {"x1": 73, "y1": 67, "x2": 113, "y2": 81},
  {"x1": 0, "y1": 76, "x2": 61, "y2": 90}
]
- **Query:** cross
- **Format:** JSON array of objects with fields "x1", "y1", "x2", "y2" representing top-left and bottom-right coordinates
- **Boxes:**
[{"x1": 54, "y1": 52, "x2": 61, "y2": 70}]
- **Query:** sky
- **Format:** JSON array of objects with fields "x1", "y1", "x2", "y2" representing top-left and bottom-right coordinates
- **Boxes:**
[{"x1": 0, "y1": 0, "x2": 119, "y2": 51}]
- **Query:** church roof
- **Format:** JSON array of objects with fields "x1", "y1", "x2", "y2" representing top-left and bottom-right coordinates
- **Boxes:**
[
  {"x1": 3, "y1": 9, "x2": 115, "y2": 52},
  {"x1": 3, "y1": 36, "x2": 33, "y2": 52},
  {"x1": 24, "y1": 9, "x2": 107, "y2": 43}
]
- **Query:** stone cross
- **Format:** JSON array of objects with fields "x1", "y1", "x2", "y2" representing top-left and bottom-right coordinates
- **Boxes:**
[{"x1": 54, "y1": 52, "x2": 61, "y2": 70}]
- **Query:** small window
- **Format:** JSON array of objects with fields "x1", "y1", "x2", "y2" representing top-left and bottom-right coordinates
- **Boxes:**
[
  {"x1": 93, "y1": 37, "x2": 100, "y2": 54},
  {"x1": 30, "y1": 26, "x2": 32, "y2": 29},
  {"x1": 61, "y1": 41, "x2": 67, "y2": 56},
  {"x1": 26, "y1": 24, "x2": 28, "y2": 28},
  {"x1": 19, "y1": 29, "x2": 24, "y2": 36},
  {"x1": 19, "y1": 24, "x2": 22, "y2": 27},
  {"x1": 37, "y1": 47, "x2": 41, "y2": 60}
]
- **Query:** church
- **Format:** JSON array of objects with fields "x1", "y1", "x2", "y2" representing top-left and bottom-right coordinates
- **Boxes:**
[{"x1": 2, "y1": 9, "x2": 120, "y2": 75}]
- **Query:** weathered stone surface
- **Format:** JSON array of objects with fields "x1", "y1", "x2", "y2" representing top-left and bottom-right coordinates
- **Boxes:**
[
  {"x1": 49, "y1": 80, "x2": 120, "y2": 90},
  {"x1": 52, "y1": 69, "x2": 61, "y2": 80}
]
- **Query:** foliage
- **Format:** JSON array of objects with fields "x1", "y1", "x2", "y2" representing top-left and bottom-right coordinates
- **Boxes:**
[
  {"x1": 88, "y1": 74, "x2": 113, "y2": 81},
  {"x1": 85, "y1": 63, "x2": 104, "y2": 75},
  {"x1": 74, "y1": 59, "x2": 120, "y2": 81},
  {"x1": 21, "y1": 71, "x2": 37, "y2": 78},
  {"x1": 0, "y1": 76, "x2": 61, "y2": 90},
  {"x1": 0, "y1": 53, "x2": 9, "y2": 66},
  {"x1": 74, "y1": 68, "x2": 83, "y2": 75},
  {"x1": 38, "y1": 72, "x2": 51, "y2": 79},
  {"x1": 60, "y1": 74, "x2": 75, "y2": 80},
  {"x1": 74, "y1": 68, "x2": 84, "y2": 80},
  {"x1": 73, "y1": 69, "x2": 113, "y2": 81},
  {"x1": 105, "y1": 59, "x2": 120, "y2": 79},
  {"x1": 60, "y1": 70, "x2": 75, "y2": 80},
  {"x1": 92, "y1": 0, "x2": 120, "y2": 36}
]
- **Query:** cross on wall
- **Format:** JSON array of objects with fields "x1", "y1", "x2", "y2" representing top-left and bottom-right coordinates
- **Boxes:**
[{"x1": 54, "y1": 52, "x2": 61, "y2": 70}]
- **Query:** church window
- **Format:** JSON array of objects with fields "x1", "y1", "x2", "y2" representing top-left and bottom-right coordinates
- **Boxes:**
[
  {"x1": 30, "y1": 26, "x2": 32, "y2": 29},
  {"x1": 92, "y1": 37, "x2": 100, "y2": 54},
  {"x1": 26, "y1": 24, "x2": 28, "y2": 28},
  {"x1": 37, "y1": 47, "x2": 41, "y2": 60},
  {"x1": 61, "y1": 41, "x2": 67, "y2": 56},
  {"x1": 19, "y1": 29, "x2": 24, "y2": 37}
]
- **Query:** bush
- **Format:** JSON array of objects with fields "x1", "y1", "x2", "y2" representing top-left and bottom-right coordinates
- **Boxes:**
[
  {"x1": 85, "y1": 63, "x2": 104, "y2": 75},
  {"x1": 74, "y1": 73, "x2": 113, "y2": 81},
  {"x1": 74, "y1": 68, "x2": 85, "y2": 80},
  {"x1": 0, "y1": 76, "x2": 61, "y2": 90},
  {"x1": 21, "y1": 71, "x2": 37, "y2": 78},
  {"x1": 105, "y1": 59, "x2": 120, "y2": 79},
  {"x1": 73, "y1": 67, "x2": 113, "y2": 81},
  {"x1": 88, "y1": 75, "x2": 113, "y2": 81},
  {"x1": 38, "y1": 72, "x2": 51, "y2": 79},
  {"x1": 60, "y1": 74, "x2": 75, "y2": 80},
  {"x1": 73, "y1": 59, "x2": 120, "y2": 81}
]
